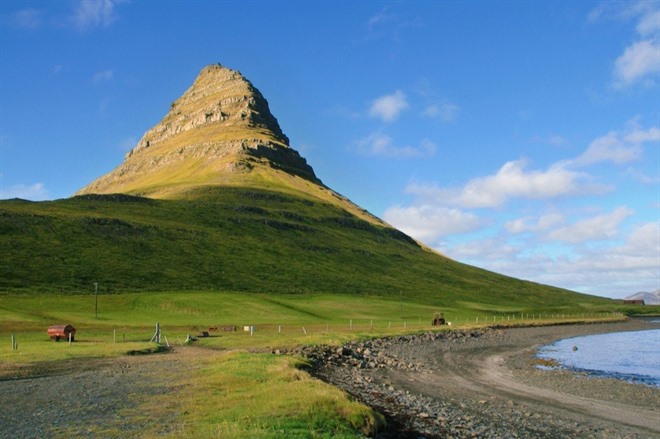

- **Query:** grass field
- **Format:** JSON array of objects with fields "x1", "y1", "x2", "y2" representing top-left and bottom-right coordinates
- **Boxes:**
[
  {"x1": 1, "y1": 290, "x2": 650, "y2": 438},
  {"x1": 0, "y1": 290, "x2": 627, "y2": 361}
]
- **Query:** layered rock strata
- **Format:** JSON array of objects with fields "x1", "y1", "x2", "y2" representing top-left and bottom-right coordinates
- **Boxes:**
[{"x1": 77, "y1": 64, "x2": 318, "y2": 197}]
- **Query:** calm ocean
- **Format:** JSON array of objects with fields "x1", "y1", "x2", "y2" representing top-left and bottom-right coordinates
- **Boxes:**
[{"x1": 537, "y1": 325, "x2": 660, "y2": 387}]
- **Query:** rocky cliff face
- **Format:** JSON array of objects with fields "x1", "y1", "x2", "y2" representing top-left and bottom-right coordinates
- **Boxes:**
[{"x1": 77, "y1": 64, "x2": 319, "y2": 197}]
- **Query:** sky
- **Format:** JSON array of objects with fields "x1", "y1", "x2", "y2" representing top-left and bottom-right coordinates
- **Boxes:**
[{"x1": 0, "y1": 1, "x2": 658, "y2": 299}]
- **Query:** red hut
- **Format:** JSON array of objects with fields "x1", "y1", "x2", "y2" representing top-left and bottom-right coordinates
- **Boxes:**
[{"x1": 47, "y1": 324, "x2": 76, "y2": 342}]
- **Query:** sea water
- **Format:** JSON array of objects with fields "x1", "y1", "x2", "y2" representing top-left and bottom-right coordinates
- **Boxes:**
[{"x1": 537, "y1": 328, "x2": 660, "y2": 387}]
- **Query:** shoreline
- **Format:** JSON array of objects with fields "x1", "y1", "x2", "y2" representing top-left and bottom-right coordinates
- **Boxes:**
[{"x1": 303, "y1": 318, "x2": 660, "y2": 438}]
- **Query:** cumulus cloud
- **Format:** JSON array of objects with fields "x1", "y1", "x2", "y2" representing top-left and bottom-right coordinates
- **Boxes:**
[
  {"x1": 405, "y1": 160, "x2": 602, "y2": 209},
  {"x1": 594, "y1": 1, "x2": 660, "y2": 87},
  {"x1": 624, "y1": 125, "x2": 660, "y2": 143},
  {"x1": 505, "y1": 213, "x2": 565, "y2": 234},
  {"x1": 72, "y1": 0, "x2": 126, "y2": 31},
  {"x1": 436, "y1": 237, "x2": 522, "y2": 264},
  {"x1": 614, "y1": 40, "x2": 660, "y2": 86},
  {"x1": 438, "y1": 217, "x2": 659, "y2": 298},
  {"x1": 637, "y1": 9, "x2": 660, "y2": 35},
  {"x1": 624, "y1": 167, "x2": 660, "y2": 185},
  {"x1": 356, "y1": 133, "x2": 436, "y2": 158},
  {"x1": 625, "y1": 221, "x2": 660, "y2": 254},
  {"x1": 0, "y1": 183, "x2": 49, "y2": 201},
  {"x1": 570, "y1": 122, "x2": 657, "y2": 166},
  {"x1": 384, "y1": 204, "x2": 483, "y2": 241},
  {"x1": 422, "y1": 102, "x2": 460, "y2": 122},
  {"x1": 545, "y1": 206, "x2": 634, "y2": 244},
  {"x1": 381, "y1": 118, "x2": 657, "y2": 296},
  {"x1": 369, "y1": 90, "x2": 409, "y2": 122},
  {"x1": 573, "y1": 132, "x2": 642, "y2": 165}
]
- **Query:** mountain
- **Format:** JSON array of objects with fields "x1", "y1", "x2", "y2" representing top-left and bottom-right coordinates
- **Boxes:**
[
  {"x1": 624, "y1": 290, "x2": 660, "y2": 305},
  {"x1": 0, "y1": 64, "x2": 614, "y2": 310},
  {"x1": 77, "y1": 63, "x2": 313, "y2": 193},
  {"x1": 76, "y1": 64, "x2": 377, "y2": 225}
]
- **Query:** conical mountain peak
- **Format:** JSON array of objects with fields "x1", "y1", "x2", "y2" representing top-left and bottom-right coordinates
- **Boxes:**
[
  {"x1": 77, "y1": 64, "x2": 318, "y2": 198},
  {"x1": 128, "y1": 64, "x2": 290, "y2": 155}
]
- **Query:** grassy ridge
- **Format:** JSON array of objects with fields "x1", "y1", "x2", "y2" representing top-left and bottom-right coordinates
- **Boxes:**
[{"x1": 0, "y1": 187, "x2": 614, "y2": 311}]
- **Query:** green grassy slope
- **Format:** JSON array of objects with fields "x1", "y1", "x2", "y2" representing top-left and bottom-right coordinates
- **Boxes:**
[{"x1": 0, "y1": 186, "x2": 613, "y2": 310}]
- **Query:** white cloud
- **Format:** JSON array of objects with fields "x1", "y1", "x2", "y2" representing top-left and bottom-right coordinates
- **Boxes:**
[
  {"x1": 573, "y1": 132, "x2": 642, "y2": 165},
  {"x1": 356, "y1": 133, "x2": 436, "y2": 158},
  {"x1": 600, "y1": 1, "x2": 660, "y2": 87},
  {"x1": 437, "y1": 237, "x2": 521, "y2": 263},
  {"x1": 637, "y1": 10, "x2": 660, "y2": 35},
  {"x1": 382, "y1": 120, "x2": 657, "y2": 297},
  {"x1": 440, "y1": 220, "x2": 659, "y2": 298},
  {"x1": 624, "y1": 125, "x2": 660, "y2": 143},
  {"x1": 614, "y1": 39, "x2": 660, "y2": 86},
  {"x1": 625, "y1": 221, "x2": 660, "y2": 254},
  {"x1": 0, "y1": 183, "x2": 49, "y2": 201},
  {"x1": 625, "y1": 167, "x2": 660, "y2": 185},
  {"x1": 72, "y1": 0, "x2": 126, "y2": 31},
  {"x1": 545, "y1": 206, "x2": 634, "y2": 244},
  {"x1": 422, "y1": 102, "x2": 459, "y2": 122},
  {"x1": 92, "y1": 69, "x2": 114, "y2": 84},
  {"x1": 369, "y1": 90, "x2": 409, "y2": 122},
  {"x1": 406, "y1": 160, "x2": 601, "y2": 209},
  {"x1": 505, "y1": 213, "x2": 565, "y2": 234},
  {"x1": 384, "y1": 204, "x2": 483, "y2": 241},
  {"x1": 570, "y1": 123, "x2": 657, "y2": 166}
]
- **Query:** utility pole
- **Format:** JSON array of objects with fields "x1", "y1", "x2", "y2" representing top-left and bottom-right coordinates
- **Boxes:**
[{"x1": 94, "y1": 282, "x2": 99, "y2": 319}]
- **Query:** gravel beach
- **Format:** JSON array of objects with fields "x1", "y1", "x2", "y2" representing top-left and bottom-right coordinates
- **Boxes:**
[
  {"x1": 303, "y1": 318, "x2": 660, "y2": 438},
  {"x1": 1, "y1": 319, "x2": 658, "y2": 438}
]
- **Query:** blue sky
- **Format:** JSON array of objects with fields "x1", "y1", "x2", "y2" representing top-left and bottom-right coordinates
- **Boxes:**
[{"x1": 1, "y1": 1, "x2": 658, "y2": 299}]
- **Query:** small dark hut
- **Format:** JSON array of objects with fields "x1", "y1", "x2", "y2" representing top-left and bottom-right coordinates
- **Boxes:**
[{"x1": 432, "y1": 312, "x2": 446, "y2": 326}]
